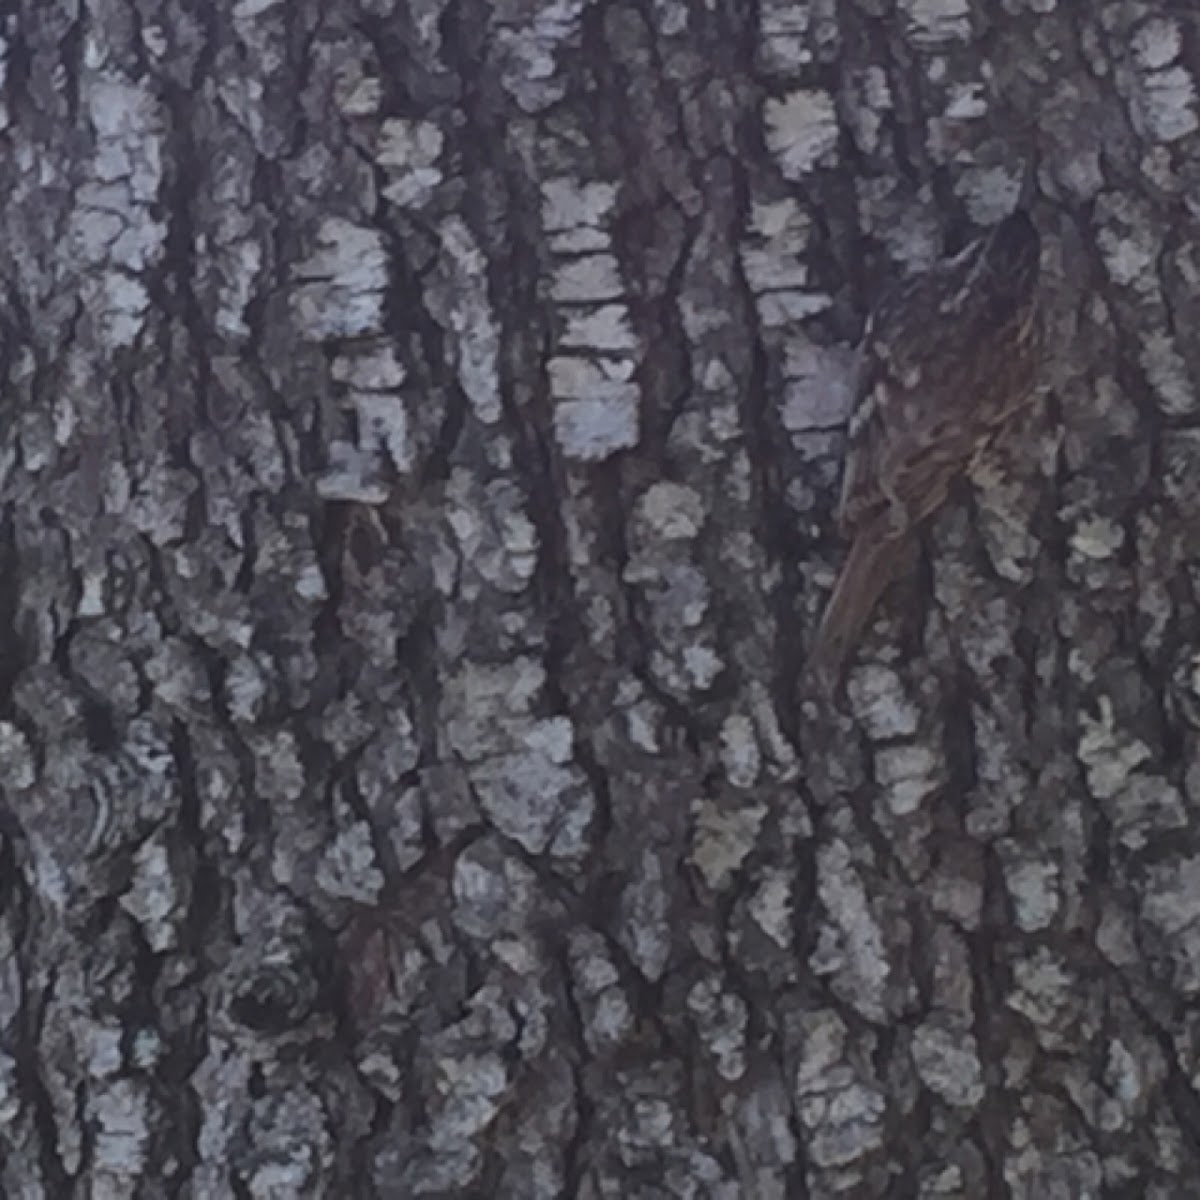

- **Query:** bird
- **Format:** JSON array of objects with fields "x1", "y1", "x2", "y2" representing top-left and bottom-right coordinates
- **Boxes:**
[{"x1": 807, "y1": 209, "x2": 1044, "y2": 688}]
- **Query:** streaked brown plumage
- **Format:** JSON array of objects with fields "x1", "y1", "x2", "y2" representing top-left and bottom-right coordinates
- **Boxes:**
[{"x1": 808, "y1": 210, "x2": 1043, "y2": 685}]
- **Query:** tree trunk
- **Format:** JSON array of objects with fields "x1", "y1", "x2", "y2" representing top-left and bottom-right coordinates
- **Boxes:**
[{"x1": 3, "y1": 0, "x2": 1198, "y2": 1196}]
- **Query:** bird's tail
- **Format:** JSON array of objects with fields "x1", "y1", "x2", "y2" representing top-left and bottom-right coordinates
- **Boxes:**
[{"x1": 806, "y1": 526, "x2": 909, "y2": 691}]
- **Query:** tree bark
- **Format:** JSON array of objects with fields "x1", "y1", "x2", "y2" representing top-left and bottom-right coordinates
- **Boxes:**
[{"x1": 3, "y1": 0, "x2": 1199, "y2": 1196}]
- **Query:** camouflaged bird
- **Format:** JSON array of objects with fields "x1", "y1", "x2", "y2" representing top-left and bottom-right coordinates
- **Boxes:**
[{"x1": 808, "y1": 210, "x2": 1043, "y2": 685}]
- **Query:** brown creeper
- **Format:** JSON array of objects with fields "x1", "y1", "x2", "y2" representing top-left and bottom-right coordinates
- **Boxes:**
[{"x1": 808, "y1": 210, "x2": 1043, "y2": 684}]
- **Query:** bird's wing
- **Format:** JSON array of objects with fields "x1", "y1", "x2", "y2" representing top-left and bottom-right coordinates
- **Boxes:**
[
  {"x1": 807, "y1": 514, "x2": 910, "y2": 688},
  {"x1": 835, "y1": 281, "x2": 935, "y2": 536}
]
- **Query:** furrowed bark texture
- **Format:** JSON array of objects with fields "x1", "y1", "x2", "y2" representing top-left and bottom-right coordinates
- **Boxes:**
[{"x1": 2, "y1": 0, "x2": 1198, "y2": 1196}]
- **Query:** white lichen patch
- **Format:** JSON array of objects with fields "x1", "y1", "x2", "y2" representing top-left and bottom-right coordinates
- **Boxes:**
[
  {"x1": 0, "y1": 722, "x2": 35, "y2": 790},
  {"x1": 1105, "y1": 774, "x2": 1186, "y2": 850},
  {"x1": 1140, "y1": 856, "x2": 1200, "y2": 993},
  {"x1": 841, "y1": 67, "x2": 894, "y2": 155},
  {"x1": 1006, "y1": 947, "x2": 1075, "y2": 1033},
  {"x1": 1077, "y1": 697, "x2": 1151, "y2": 802},
  {"x1": 621, "y1": 481, "x2": 723, "y2": 697},
  {"x1": 334, "y1": 66, "x2": 382, "y2": 116},
  {"x1": 494, "y1": 0, "x2": 587, "y2": 113},
  {"x1": 291, "y1": 217, "x2": 388, "y2": 339},
  {"x1": 1094, "y1": 194, "x2": 1162, "y2": 292},
  {"x1": 680, "y1": 643, "x2": 723, "y2": 689},
  {"x1": 353, "y1": 393, "x2": 413, "y2": 474},
  {"x1": 550, "y1": 254, "x2": 625, "y2": 304},
  {"x1": 874, "y1": 742, "x2": 944, "y2": 816},
  {"x1": 443, "y1": 658, "x2": 546, "y2": 761},
  {"x1": 430, "y1": 1052, "x2": 509, "y2": 1142},
  {"x1": 690, "y1": 798, "x2": 767, "y2": 890},
  {"x1": 443, "y1": 660, "x2": 592, "y2": 857},
  {"x1": 1102, "y1": 1035, "x2": 1164, "y2": 1130},
  {"x1": 553, "y1": 391, "x2": 640, "y2": 462},
  {"x1": 541, "y1": 177, "x2": 641, "y2": 462},
  {"x1": 911, "y1": 1019, "x2": 984, "y2": 1109},
  {"x1": 442, "y1": 471, "x2": 543, "y2": 595},
  {"x1": 452, "y1": 846, "x2": 540, "y2": 941},
  {"x1": 846, "y1": 665, "x2": 920, "y2": 741},
  {"x1": 470, "y1": 747, "x2": 594, "y2": 857},
  {"x1": 749, "y1": 869, "x2": 794, "y2": 949},
  {"x1": 999, "y1": 851, "x2": 1060, "y2": 932},
  {"x1": 764, "y1": 89, "x2": 839, "y2": 179},
  {"x1": 316, "y1": 820, "x2": 385, "y2": 904},
  {"x1": 687, "y1": 977, "x2": 748, "y2": 1081},
  {"x1": 955, "y1": 166, "x2": 1027, "y2": 225},
  {"x1": 332, "y1": 343, "x2": 407, "y2": 390},
  {"x1": 252, "y1": 730, "x2": 307, "y2": 804},
  {"x1": 315, "y1": 442, "x2": 390, "y2": 504},
  {"x1": 74, "y1": 73, "x2": 168, "y2": 347},
  {"x1": 619, "y1": 848, "x2": 672, "y2": 981},
  {"x1": 758, "y1": 0, "x2": 814, "y2": 77},
  {"x1": 498, "y1": 509, "x2": 540, "y2": 582},
  {"x1": 434, "y1": 218, "x2": 503, "y2": 425},
  {"x1": 1128, "y1": 18, "x2": 1198, "y2": 143},
  {"x1": 779, "y1": 340, "x2": 858, "y2": 432},
  {"x1": 377, "y1": 118, "x2": 444, "y2": 207},
  {"x1": 1140, "y1": 332, "x2": 1198, "y2": 415},
  {"x1": 900, "y1": 0, "x2": 972, "y2": 47},
  {"x1": 741, "y1": 198, "x2": 832, "y2": 325},
  {"x1": 794, "y1": 1010, "x2": 888, "y2": 1167},
  {"x1": 118, "y1": 834, "x2": 180, "y2": 952},
  {"x1": 569, "y1": 931, "x2": 634, "y2": 1053},
  {"x1": 89, "y1": 1079, "x2": 152, "y2": 1186},
  {"x1": 811, "y1": 840, "x2": 889, "y2": 1022},
  {"x1": 742, "y1": 238, "x2": 811, "y2": 295},
  {"x1": 1132, "y1": 18, "x2": 1180, "y2": 70},
  {"x1": 547, "y1": 354, "x2": 635, "y2": 399},
  {"x1": 559, "y1": 305, "x2": 638, "y2": 352},
  {"x1": 944, "y1": 81, "x2": 988, "y2": 121},
  {"x1": 233, "y1": 0, "x2": 283, "y2": 17},
  {"x1": 1069, "y1": 514, "x2": 1125, "y2": 561},
  {"x1": 719, "y1": 713, "x2": 761, "y2": 788},
  {"x1": 635, "y1": 482, "x2": 706, "y2": 541},
  {"x1": 1135, "y1": 66, "x2": 1198, "y2": 142},
  {"x1": 541, "y1": 178, "x2": 618, "y2": 253}
]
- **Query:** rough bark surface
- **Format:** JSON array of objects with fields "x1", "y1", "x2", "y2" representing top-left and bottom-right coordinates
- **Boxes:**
[{"x1": 3, "y1": 0, "x2": 1199, "y2": 1196}]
